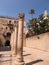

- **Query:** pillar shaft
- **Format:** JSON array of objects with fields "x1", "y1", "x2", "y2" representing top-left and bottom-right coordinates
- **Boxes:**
[
  {"x1": 10, "y1": 21, "x2": 18, "y2": 55},
  {"x1": 15, "y1": 13, "x2": 25, "y2": 65},
  {"x1": 10, "y1": 31, "x2": 14, "y2": 53},
  {"x1": 23, "y1": 20, "x2": 26, "y2": 47},
  {"x1": 13, "y1": 22, "x2": 18, "y2": 55},
  {"x1": 17, "y1": 18, "x2": 23, "y2": 61}
]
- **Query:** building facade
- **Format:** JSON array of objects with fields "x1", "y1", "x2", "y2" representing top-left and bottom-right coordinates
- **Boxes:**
[
  {"x1": 0, "y1": 16, "x2": 26, "y2": 47},
  {"x1": 0, "y1": 16, "x2": 18, "y2": 46}
]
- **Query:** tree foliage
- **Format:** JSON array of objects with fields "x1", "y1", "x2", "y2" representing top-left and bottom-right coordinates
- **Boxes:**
[
  {"x1": 27, "y1": 18, "x2": 39, "y2": 36},
  {"x1": 38, "y1": 14, "x2": 43, "y2": 21},
  {"x1": 27, "y1": 11, "x2": 49, "y2": 37}
]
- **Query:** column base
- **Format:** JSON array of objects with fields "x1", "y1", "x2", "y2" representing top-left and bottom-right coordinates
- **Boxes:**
[{"x1": 12, "y1": 55, "x2": 25, "y2": 65}]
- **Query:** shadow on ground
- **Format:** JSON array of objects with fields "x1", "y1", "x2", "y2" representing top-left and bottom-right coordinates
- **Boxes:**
[
  {"x1": 26, "y1": 59, "x2": 43, "y2": 65},
  {"x1": 23, "y1": 54, "x2": 31, "y2": 56}
]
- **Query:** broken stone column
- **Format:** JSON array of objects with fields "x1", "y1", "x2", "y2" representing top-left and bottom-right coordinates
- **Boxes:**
[{"x1": 15, "y1": 13, "x2": 25, "y2": 65}]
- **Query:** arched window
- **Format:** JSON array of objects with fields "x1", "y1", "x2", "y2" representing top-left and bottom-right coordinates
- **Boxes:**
[
  {"x1": 7, "y1": 32, "x2": 11, "y2": 37},
  {"x1": 9, "y1": 20, "x2": 11, "y2": 24},
  {"x1": 14, "y1": 21, "x2": 16, "y2": 24},
  {"x1": 6, "y1": 27, "x2": 8, "y2": 29}
]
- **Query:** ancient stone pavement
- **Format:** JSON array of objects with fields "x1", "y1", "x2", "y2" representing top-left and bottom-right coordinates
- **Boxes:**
[{"x1": 0, "y1": 47, "x2": 49, "y2": 65}]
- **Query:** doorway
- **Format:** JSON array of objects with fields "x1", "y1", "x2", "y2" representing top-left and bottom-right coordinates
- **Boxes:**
[{"x1": 5, "y1": 40, "x2": 10, "y2": 46}]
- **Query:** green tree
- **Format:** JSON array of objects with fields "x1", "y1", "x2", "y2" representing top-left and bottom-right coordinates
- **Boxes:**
[
  {"x1": 27, "y1": 18, "x2": 39, "y2": 36},
  {"x1": 27, "y1": 10, "x2": 49, "y2": 37},
  {"x1": 38, "y1": 14, "x2": 43, "y2": 21},
  {"x1": 38, "y1": 19, "x2": 49, "y2": 33}
]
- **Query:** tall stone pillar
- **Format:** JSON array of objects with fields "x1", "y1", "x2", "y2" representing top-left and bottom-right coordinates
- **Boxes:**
[
  {"x1": 23, "y1": 20, "x2": 26, "y2": 47},
  {"x1": 10, "y1": 21, "x2": 18, "y2": 65},
  {"x1": 15, "y1": 13, "x2": 25, "y2": 65},
  {"x1": 10, "y1": 30, "x2": 14, "y2": 54},
  {"x1": 10, "y1": 30, "x2": 15, "y2": 65},
  {"x1": 13, "y1": 21, "x2": 18, "y2": 55},
  {"x1": 10, "y1": 21, "x2": 18, "y2": 55}
]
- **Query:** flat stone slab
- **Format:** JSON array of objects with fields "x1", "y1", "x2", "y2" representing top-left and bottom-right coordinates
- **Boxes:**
[{"x1": 0, "y1": 47, "x2": 49, "y2": 65}]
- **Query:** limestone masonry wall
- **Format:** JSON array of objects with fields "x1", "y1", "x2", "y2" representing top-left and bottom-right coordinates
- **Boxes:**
[{"x1": 26, "y1": 32, "x2": 49, "y2": 52}]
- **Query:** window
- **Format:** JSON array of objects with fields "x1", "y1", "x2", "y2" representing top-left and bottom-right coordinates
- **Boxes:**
[
  {"x1": 6, "y1": 27, "x2": 8, "y2": 29},
  {"x1": 9, "y1": 20, "x2": 11, "y2": 24},
  {"x1": 14, "y1": 21, "x2": 16, "y2": 24}
]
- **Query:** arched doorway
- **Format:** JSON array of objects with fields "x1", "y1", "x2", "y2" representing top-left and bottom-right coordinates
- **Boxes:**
[
  {"x1": 4, "y1": 40, "x2": 11, "y2": 51},
  {"x1": 7, "y1": 33, "x2": 11, "y2": 37},
  {"x1": 5, "y1": 40, "x2": 10, "y2": 46}
]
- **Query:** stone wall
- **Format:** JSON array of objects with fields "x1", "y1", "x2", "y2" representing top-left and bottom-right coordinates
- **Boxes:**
[{"x1": 26, "y1": 32, "x2": 49, "y2": 52}]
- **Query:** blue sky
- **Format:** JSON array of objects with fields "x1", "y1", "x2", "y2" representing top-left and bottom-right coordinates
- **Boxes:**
[{"x1": 0, "y1": 0, "x2": 49, "y2": 21}]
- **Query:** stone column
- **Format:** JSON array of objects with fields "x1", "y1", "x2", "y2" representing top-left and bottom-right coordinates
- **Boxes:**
[
  {"x1": 10, "y1": 30, "x2": 14, "y2": 54},
  {"x1": 13, "y1": 21, "x2": 18, "y2": 55},
  {"x1": 15, "y1": 13, "x2": 25, "y2": 65},
  {"x1": 10, "y1": 21, "x2": 18, "y2": 55},
  {"x1": 10, "y1": 21, "x2": 18, "y2": 65},
  {"x1": 23, "y1": 20, "x2": 26, "y2": 47},
  {"x1": 10, "y1": 30, "x2": 15, "y2": 65}
]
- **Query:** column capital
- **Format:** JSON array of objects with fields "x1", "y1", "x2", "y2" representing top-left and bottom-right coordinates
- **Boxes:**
[{"x1": 18, "y1": 13, "x2": 25, "y2": 20}]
